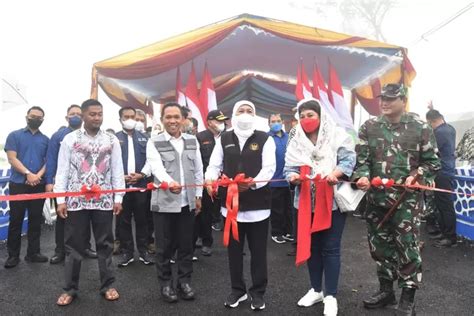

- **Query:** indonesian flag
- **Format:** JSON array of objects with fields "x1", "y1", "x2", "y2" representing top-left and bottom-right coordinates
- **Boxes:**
[
  {"x1": 185, "y1": 63, "x2": 206, "y2": 132},
  {"x1": 295, "y1": 61, "x2": 312, "y2": 101},
  {"x1": 175, "y1": 67, "x2": 186, "y2": 106},
  {"x1": 199, "y1": 62, "x2": 217, "y2": 124},
  {"x1": 327, "y1": 62, "x2": 355, "y2": 131}
]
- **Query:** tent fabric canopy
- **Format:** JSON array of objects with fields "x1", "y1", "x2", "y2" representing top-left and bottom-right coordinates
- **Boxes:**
[{"x1": 91, "y1": 13, "x2": 415, "y2": 116}]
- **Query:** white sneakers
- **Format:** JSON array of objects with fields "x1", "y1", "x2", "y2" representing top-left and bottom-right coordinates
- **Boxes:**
[
  {"x1": 297, "y1": 289, "x2": 338, "y2": 316},
  {"x1": 297, "y1": 288, "x2": 324, "y2": 307},
  {"x1": 323, "y1": 295, "x2": 338, "y2": 316}
]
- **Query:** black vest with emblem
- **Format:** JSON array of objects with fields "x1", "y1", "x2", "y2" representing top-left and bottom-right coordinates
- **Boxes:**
[
  {"x1": 219, "y1": 130, "x2": 271, "y2": 212},
  {"x1": 196, "y1": 129, "x2": 216, "y2": 171}
]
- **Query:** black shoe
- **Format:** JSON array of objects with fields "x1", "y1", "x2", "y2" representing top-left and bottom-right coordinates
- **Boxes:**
[
  {"x1": 434, "y1": 238, "x2": 457, "y2": 248},
  {"x1": 161, "y1": 285, "x2": 178, "y2": 303},
  {"x1": 212, "y1": 222, "x2": 223, "y2": 231},
  {"x1": 428, "y1": 232, "x2": 443, "y2": 240},
  {"x1": 201, "y1": 246, "x2": 212, "y2": 256},
  {"x1": 426, "y1": 224, "x2": 440, "y2": 235},
  {"x1": 117, "y1": 253, "x2": 134, "y2": 267},
  {"x1": 4, "y1": 256, "x2": 20, "y2": 268},
  {"x1": 50, "y1": 253, "x2": 65, "y2": 264},
  {"x1": 363, "y1": 279, "x2": 397, "y2": 309},
  {"x1": 84, "y1": 248, "x2": 98, "y2": 259},
  {"x1": 139, "y1": 252, "x2": 155, "y2": 265},
  {"x1": 250, "y1": 296, "x2": 266, "y2": 311},
  {"x1": 224, "y1": 292, "x2": 248, "y2": 308},
  {"x1": 178, "y1": 283, "x2": 195, "y2": 300},
  {"x1": 25, "y1": 253, "x2": 48, "y2": 263},
  {"x1": 396, "y1": 288, "x2": 416, "y2": 315},
  {"x1": 271, "y1": 236, "x2": 286, "y2": 244}
]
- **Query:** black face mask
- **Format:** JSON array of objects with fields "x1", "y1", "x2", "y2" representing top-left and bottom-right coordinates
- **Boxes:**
[{"x1": 27, "y1": 118, "x2": 43, "y2": 130}]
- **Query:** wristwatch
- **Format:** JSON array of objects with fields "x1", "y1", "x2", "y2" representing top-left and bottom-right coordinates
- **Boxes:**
[{"x1": 24, "y1": 170, "x2": 31, "y2": 176}]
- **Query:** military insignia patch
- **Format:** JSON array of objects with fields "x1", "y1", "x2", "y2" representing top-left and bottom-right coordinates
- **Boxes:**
[{"x1": 249, "y1": 143, "x2": 259, "y2": 151}]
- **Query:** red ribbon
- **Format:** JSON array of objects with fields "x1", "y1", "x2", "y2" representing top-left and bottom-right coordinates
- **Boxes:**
[
  {"x1": 219, "y1": 173, "x2": 251, "y2": 247},
  {"x1": 296, "y1": 166, "x2": 333, "y2": 266},
  {"x1": 371, "y1": 177, "x2": 395, "y2": 189},
  {"x1": 80, "y1": 184, "x2": 102, "y2": 201},
  {"x1": 146, "y1": 182, "x2": 169, "y2": 191}
]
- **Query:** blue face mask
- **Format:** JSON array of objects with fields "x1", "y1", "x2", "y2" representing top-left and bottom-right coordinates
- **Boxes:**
[
  {"x1": 270, "y1": 122, "x2": 282, "y2": 133},
  {"x1": 68, "y1": 116, "x2": 82, "y2": 128}
]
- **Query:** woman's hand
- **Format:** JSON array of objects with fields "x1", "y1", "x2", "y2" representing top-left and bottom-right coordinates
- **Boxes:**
[{"x1": 326, "y1": 173, "x2": 339, "y2": 186}]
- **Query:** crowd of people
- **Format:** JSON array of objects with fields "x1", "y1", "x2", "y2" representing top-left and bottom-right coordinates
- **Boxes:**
[{"x1": 3, "y1": 82, "x2": 470, "y2": 315}]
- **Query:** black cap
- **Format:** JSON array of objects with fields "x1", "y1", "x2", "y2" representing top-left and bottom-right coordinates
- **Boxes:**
[
  {"x1": 207, "y1": 110, "x2": 229, "y2": 121},
  {"x1": 378, "y1": 83, "x2": 407, "y2": 98}
]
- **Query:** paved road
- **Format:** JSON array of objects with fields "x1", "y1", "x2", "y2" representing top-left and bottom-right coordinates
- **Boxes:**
[{"x1": 0, "y1": 216, "x2": 473, "y2": 315}]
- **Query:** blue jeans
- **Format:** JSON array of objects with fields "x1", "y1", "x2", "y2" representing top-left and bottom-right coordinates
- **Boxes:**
[{"x1": 307, "y1": 210, "x2": 346, "y2": 296}]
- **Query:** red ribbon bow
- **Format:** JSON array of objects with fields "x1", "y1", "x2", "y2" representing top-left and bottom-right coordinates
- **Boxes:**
[
  {"x1": 371, "y1": 177, "x2": 395, "y2": 189},
  {"x1": 80, "y1": 184, "x2": 102, "y2": 201},
  {"x1": 146, "y1": 182, "x2": 169, "y2": 191},
  {"x1": 219, "y1": 173, "x2": 251, "y2": 247}
]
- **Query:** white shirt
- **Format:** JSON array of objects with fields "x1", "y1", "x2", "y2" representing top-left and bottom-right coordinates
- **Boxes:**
[
  {"x1": 146, "y1": 131, "x2": 203, "y2": 207},
  {"x1": 54, "y1": 129, "x2": 125, "y2": 210},
  {"x1": 205, "y1": 131, "x2": 276, "y2": 222},
  {"x1": 127, "y1": 134, "x2": 135, "y2": 174}
]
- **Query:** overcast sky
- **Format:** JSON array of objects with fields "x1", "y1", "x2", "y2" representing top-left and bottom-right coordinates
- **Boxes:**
[{"x1": 1, "y1": 0, "x2": 473, "y2": 137}]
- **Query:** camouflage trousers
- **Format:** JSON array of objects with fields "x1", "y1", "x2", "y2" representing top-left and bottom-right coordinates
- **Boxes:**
[{"x1": 366, "y1": 200, "x2": 422, "y2": 289}]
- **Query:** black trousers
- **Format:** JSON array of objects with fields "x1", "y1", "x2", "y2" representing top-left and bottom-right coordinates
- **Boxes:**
[
  {"x1": 119, "y1": 191, "x2": 149, "y2": 255},
  {"x1": 270, "y1": 187, "x2": 292, "y2": 236},
  {"x1": 146, "y1": 191, "x2": 154, "y2": 244},
  {"x1": 154, "y1": 207, "x2": 195, "y2": 287},
  {"x1": 64, "y1": 210, "x2": 115, "y2": 296},
  {"x1": 434, "y1": 174, "x2": 457, "y2": 240},
  {"x1": 228, "y1": 217, "x2": 269, "y2": 299},
  {"x1": 54, "y1": 198, "x2": 92, "y2": 255},
  {"x1": 7, "y1": 182, "x2": 45, "y2": 257},
  {"x1": 193, "y1": 191, "x2": 215, "y2": 248}
]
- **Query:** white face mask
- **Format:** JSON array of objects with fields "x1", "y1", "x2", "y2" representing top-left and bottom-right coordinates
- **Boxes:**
[
  {"x1": 135, "y1": 121, "x2": 145, "y2": 132},
  {"x1": 122, "y1": 119, "x2": 137, "y2": 130},
  {"x1": 234, "y1": 113, "x2": 254, "y2": 130},
  {"x1": 216, "y1": 122, "x2": 225, "y2": 132}
]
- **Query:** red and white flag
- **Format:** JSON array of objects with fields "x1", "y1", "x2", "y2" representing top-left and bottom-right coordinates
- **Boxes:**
[
  {"x1": 185, "y1": 63, "x2": 206, "y2": 131},
  {"x1": 295, "y1": 61, "x2": 312, "y2": 101},
  {"x1": 327, "y1": 62, "x2": 354, "y2": 131},
  {"x1": 199, "y1": 62, "x2": 217, "y2": 119},
  {"x1": 175, "y1": 67, "x2": 186, "y2": 106}
]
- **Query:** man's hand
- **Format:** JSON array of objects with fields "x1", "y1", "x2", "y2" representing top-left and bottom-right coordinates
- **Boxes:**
[
  {"x1": 356, "y1": 177, "x2": 371, "y2": 191},
  {"x1": 45, "y1": 184, "x2": 54, "y2": 192},
  {"x1": 195, "y1": 197, "x2": 202, "y2": 216},
  {"x1": 26, "y1": 173, "x2": 41, "y2": 186},
  {"x1": 56, "y1": 203, "x2": 68, "y2": 219},
  {"x1": 113, "y1": 203, "x2": 123, "y2": 215},
  {"x1": 326, "y1": 173, "x2": 339, "y2": 186},
  {"x1": 289, "y1": 174, "x2": 301, "y2": 186},
  {"x1": 205, "y1": 180, "x2": 214, "y2": 197},
  {"x1": 128, "y1": 172, "x2": 143, "y2": 184},
  {"x1": 404, "y1": 176, "x2": 422, "y2": 192},
  {"x1": 169, "y1": 181, "x2": 182, "y2": 194}
]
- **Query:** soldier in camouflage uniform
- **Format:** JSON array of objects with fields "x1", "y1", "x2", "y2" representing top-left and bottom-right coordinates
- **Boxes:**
[{"x1": 352, "y1": 84, "x2": 440, "y2": 315}]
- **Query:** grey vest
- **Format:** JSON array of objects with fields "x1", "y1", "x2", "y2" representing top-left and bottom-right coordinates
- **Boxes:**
[{"x1": 150, "y1": 133, "x2": 199, "y2": 213}]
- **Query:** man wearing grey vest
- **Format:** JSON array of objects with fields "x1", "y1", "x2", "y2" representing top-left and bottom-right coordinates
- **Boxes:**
[{"x1": 146, "y1": 103, "x2": 203, "y2": 303}]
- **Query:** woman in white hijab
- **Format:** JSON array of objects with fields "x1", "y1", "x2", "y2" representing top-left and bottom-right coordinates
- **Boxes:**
[
  {"x1": 205, "y1": 100, "x2": 276, "y2": 311},
  {"x1": 284, "y1": 99, "x2": 356, "y2": 316}
]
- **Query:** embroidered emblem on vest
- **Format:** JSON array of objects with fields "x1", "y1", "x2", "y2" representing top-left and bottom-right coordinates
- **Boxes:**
[{"x1": 249, "y1": 143, "x2": 259, "y2": 151}]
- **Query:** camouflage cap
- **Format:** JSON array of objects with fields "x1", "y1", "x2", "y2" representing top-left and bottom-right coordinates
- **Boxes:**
[{"x1": 378, "y1": 83, "x2": 407, "y2": 98}]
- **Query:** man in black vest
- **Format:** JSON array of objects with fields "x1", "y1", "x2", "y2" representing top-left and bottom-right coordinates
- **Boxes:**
[
  {"x1": 205, "y1": 100, "x2": 276, "y2": 311},
  {"x1": 195, "y1": 110, "x2": 228, "y2": 256}
]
